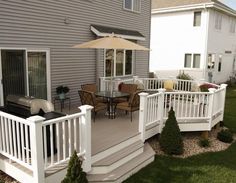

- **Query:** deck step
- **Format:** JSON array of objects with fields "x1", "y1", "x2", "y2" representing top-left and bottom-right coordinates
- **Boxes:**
[
  {"x1": 87, "y1": 143, "x2": 155, "y2": 183},
  {"x1": 90, "y1": 140, "x2": 144, "y2": 174},
  {"x1": 92, "y1": 133, "x2": 141, "y2": 164}
]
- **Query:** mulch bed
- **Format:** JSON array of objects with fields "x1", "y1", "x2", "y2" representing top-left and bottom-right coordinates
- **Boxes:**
[{"x1": 148, "y1": 127, "x2": 236, "y2": 158}]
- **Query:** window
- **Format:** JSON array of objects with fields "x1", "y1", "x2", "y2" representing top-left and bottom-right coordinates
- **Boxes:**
[
  {"x1": 124, "y1": 0, "x2": 141, "y2": 12},
  {"x1": 230, "y1": 17, "x2": 236, "y2": 33},
  {"x1": 184, "y1": 54, "x2": 192, "y2": 68},
  {"x1": 105, "y1": 49, "x2": 133, "y2": 77},
  {"x1": 193, "y1": 54, "x2": 200, "y2": 68},
  {"x1": 208, "y1": 54, "x2": 215, "y2": 69},
  {"x1": 193, "y1": 12, "x2": 201, "y2": 26},
  {"x1": 184, "y1": 54, "x2": 201, "y2": 68},
  {"x1": 218, "y1": 55, "x2": 222, "y2": 72},
  {"x1": 215, "y1": 12, "x2": 222, "y2": 30}
]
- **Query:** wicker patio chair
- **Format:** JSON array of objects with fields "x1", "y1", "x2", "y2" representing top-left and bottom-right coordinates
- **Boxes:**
[
  {"x1": 81, "y1": 83, "x2": 105, "y2": 103},
  {"x1": 78, "y1": 90, "x2": 106, "y2": 122},
  {"x1": 116, "y1": 83, "x2": 138, "y2": 103},
  {"x1": 115, "y1": 91, "x2": 141, "y2": 122}
]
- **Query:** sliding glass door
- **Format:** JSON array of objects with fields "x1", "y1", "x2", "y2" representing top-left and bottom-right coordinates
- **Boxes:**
[
  {"x1": 28, "y1": 52, "x2": 47, "y2": 99},
  {"x1": 1, "y1": 50, "x2": 26, "y2": 104},
  {"x1": 0, "y1": 49, "x2": 49, "y2": 105}
]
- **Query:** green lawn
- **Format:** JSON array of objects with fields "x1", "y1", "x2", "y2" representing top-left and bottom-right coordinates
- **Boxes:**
[{"x1": 125, "y1": 86, "x2": 236, "y2": 183}]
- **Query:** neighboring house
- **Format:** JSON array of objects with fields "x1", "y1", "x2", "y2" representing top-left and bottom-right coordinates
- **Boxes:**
[
  {"x1": 0, "y1": 0, "x2": 151, "y2": 106},
  {"x1": 150, "y1": 0, "x2": 236, "y2": 83}
]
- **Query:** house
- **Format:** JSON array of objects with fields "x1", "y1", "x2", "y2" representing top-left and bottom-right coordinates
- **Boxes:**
[
  {"x1": 0, "y1": 0, "x2": 151, "y2": 106},
  {"x1": 150, "y1": 0, "x2": 236, "y2": 83}
]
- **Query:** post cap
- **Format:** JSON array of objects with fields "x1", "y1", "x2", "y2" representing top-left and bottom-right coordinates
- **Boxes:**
[
  {"x1": 27, "y1": 116, "x2": 45, "y2": 123},
  {"x1": 79, "y1": 105, "x2": 94, "y2": 112},
  {"x1": 139, "y1": 92, "x2": 149, "y2": 97}
]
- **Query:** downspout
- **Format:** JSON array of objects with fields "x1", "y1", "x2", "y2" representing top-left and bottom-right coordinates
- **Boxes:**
[{"x1": 203, "y1": 5, "x2": 210, "y2": 80}]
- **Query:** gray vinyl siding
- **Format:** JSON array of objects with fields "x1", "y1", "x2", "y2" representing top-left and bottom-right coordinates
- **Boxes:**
[{"x1": 0, "y1": 0, "x2": 151, "y2": 106}]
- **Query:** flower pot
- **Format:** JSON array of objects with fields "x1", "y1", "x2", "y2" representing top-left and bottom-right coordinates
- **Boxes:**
[{"x1": 59, "y1": 93, "x2": 65, "y2": 100}]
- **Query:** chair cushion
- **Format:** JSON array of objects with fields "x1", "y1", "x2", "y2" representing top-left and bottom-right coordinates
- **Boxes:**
[
  {"x1": 94, "y1": 102, "x2": 107, "y2": 111},
  {"x1": 164, "y1": 80, "x2": 174, "y2": 91}
]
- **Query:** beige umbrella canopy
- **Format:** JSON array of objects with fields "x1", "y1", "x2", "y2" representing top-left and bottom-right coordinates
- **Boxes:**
[
  {"x1": 73, "y1": 35, "x2": 149, "y2": 51},
  {"x1": 73, "y1": 34, "x2": 149, "y2": 92}
]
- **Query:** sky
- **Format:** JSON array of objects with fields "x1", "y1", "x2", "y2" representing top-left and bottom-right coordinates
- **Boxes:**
[{"x1": 219, "y1": 0, "x2": 236, "y2": 10}]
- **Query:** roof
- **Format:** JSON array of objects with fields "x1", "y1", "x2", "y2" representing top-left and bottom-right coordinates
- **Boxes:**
[
  {"x1": 90, "y1": 24, "x2": 145, "y2": 41},
  {"x1": 152, "y1": 0, "x2": 236, "y2": 15}
]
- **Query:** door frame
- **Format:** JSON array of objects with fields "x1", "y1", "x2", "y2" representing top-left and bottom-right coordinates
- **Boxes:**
[{"x1": 0, "y1": 47, "x2": 51, "y2": 106}]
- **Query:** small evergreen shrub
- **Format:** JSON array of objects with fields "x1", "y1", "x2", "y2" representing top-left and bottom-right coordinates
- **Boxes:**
[
  {"x1": 217, "y1": 129, "x2": 233, "y2": 143},
  {"x1": 62, "y1": 151, "x2": 88, "y2": 183},
  {"x1": 159, "y1": 108, "x2": 184, "y2": 155},
  {"x1": 198, "y1": 138, "x2": 210, "y2": 148}
]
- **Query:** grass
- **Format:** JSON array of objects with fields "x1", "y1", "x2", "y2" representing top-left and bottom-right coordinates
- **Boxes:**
[{"x1": 125, "y1": 86, "x2": 236, "y2": 183}]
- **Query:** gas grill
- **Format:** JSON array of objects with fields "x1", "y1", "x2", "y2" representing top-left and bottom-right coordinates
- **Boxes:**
[{"x1": 1, "y1": 95, "x2": 65, "y2": 157}]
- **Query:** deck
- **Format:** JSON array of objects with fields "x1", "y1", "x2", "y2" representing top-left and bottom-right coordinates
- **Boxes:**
[{"x1": 60, "y1": 107, "x2": 140, "y2": 156}]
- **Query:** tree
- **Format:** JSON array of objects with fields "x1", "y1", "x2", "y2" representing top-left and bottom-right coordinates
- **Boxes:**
[
  {"x1": 62, "y1": 151, "x2": 88, "y2": 183},
  {"x1": 159, "y1": 107, "x2": 184, "y2": 155}
]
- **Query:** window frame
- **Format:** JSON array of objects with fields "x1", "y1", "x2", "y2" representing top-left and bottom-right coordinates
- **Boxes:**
[
  {"x1": 218, "y1": 54, "x2": 222, "y2": 72},
  {"x1": 104, "y1": 49, "x2": 134, "y2": 78},
  {"x1": 193, "y1": 11, "x2": 202, "y2": 27},
  {"x1": 215, "y1": 12, "x2": 222, "y2": 30},
  {"x1": 229, "y1": 17, "x2": 236, "y2": 33},
  {"x1": 184, "y1": 53, "x2": 201, "y2": 69},
  {"x1": 123, "y1": 0, "x2": 141, "y2": 13}
]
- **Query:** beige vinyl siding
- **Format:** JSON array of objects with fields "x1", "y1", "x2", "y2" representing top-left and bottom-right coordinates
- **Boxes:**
[{"x1": 0, "y1": 0, "x2": 151, "y2": 106}]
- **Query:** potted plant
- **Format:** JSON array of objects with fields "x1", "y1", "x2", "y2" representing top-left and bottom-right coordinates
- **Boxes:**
[
  {"x1": 56, "y1": 85, "x2": 70, "y2": 99},
  {"x1": 199, "y1": 83, "x2": 217, "y2": 92}
]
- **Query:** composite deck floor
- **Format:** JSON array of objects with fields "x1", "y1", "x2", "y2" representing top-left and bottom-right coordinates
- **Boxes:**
[{"x1": 61, "y1": 107, "x2": 140, "y2": 155}]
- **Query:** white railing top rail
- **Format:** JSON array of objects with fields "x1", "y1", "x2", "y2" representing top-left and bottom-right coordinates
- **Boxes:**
[
  {"x1": 42, "y1": 112, "x2": 85, "y2": 126},
  {"x1": 0, "y1": 111, "x2": 32, "y2": 126}
]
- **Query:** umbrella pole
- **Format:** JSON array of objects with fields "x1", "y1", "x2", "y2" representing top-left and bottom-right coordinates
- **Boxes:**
[{"x1": 110, "y1": 49, "x2": 115, "y2": 94}]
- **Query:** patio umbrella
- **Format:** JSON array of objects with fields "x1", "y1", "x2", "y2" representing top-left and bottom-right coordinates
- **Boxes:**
[{"x1": 73, "y1": 34, "x2": 149, "y2": 92}]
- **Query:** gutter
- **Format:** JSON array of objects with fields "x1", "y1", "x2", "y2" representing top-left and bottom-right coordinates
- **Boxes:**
[{"x1": 152, "y1": 2, "x2": 236, "y2": 17}]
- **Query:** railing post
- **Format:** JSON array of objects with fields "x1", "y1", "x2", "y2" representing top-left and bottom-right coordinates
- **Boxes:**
[
  {"x1": 100, "y1": 77, "x2": 106, "y2": 91},
  {"x1": 139, "y1": 92, "x2": 149, "y2": 142},
  {"x1": 78, "y1": 105, "x2": 93, "y2": 172},
  {"x1": 27, "y1": 116, "x2": 45, "y2": 183},
  {"x1": 157, "y1": 89, "x2": 166, "y2": 133},
  {"x1": 208, "y1": 88, "x2": 216, "y2": 129},
  {"x1": 220, "y1": 84, "x2": 227, "y2": 121}
]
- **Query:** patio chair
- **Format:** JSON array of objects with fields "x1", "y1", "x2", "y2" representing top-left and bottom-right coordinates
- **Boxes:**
[
  {"x1": 115, "y1": 91, "x2": 141, "y2": 122},
  {"x1": 116, "y1": 83, "x2": 138, "y2": 103},
  {"x1": 81, "y1": 83, "x2": 105, "y2": 103},
  {"x1": 78, "y1": 90, "x2": 106, "y2": 122}
]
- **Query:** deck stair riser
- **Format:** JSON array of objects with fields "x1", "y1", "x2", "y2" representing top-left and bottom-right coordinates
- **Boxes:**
[
  {"x1": 91, "y1": 133, "x2": 141, "y2": 164},
  {"x1": 90, "y1": 141, "x2": 144, "y2": 174},
  {"x1": 87, "y1": 143, "x2": 155, "y2": 183}
]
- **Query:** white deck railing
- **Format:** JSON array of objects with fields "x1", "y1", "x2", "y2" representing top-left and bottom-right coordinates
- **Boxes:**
[
  {"x1": 0, "y1": 111, "x2": 34, "y2": 171},
  {"x1": 139, "y1": 83, "x2": 227, "y2": 141},
  {"x1": 0, "y1": 105, "x2": 93, "y2": 183}
]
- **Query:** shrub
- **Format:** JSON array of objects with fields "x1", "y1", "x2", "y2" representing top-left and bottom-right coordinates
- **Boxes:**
[
  {"x1": 62, "y1": 151, "x2": 88, "y2": 183},
  {"x1": 176, "y1": 72, "x2": 193, "y2": 80},
  {"x1": 198, "y1": 138, "x2": 210, "y2": 148},
  {"x1": 217, "y1": 129, "x2": 233, "y2": 143},
  {"x1": 159, "y1": 107, "x2": 184, "y2": 155}
]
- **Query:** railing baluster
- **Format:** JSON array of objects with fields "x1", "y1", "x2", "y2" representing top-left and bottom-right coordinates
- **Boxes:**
[
  {"x1": 50, "y1": 124, "x2": 54, "y2": 165},
  {"x1": 56, "y1": 123, "x2": 60, "y2": 162},
  {"x1": 43, "y1": 126, "x2": 47, "y2": 167},
  {"x1": 25, "y1": 124, "x2": 30, "y2": 164}
]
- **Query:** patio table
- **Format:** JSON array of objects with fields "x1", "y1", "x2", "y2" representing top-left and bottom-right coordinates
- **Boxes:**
[{"x1": 95, "y1": 91, "x2": 130, "y2": 119}]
